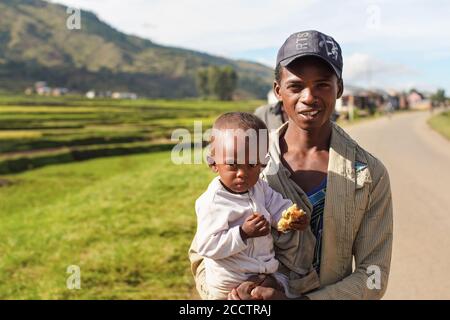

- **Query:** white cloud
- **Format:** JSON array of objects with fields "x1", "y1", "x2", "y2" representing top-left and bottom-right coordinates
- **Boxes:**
[
  {"x1": 47, "y1": 0, "x2": 450, "y2": 92},
  {"x1": 49, "y1": 0, "x2": 450, "y2": 55},
  {"x1": 50, "y1": 0, "x2": 317, "y2": 56},
  {"x1": 344, "y1": 53, "x2": 417, "y2": 80},
  {"x1": 343, "y1": 52, "x2": 421, "y2": 90}
]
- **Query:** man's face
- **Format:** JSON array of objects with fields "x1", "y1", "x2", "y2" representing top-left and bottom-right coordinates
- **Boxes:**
[{"x1": 274, "y1": 57, "x2": 343, "y2": 131}]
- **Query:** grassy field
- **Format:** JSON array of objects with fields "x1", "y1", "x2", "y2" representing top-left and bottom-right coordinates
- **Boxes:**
[
  {"x1": 0, "y1": 150, "x2": 213, "y2": 299},
  {"x1": 0, "y1": 95, "x2": 263, "y2": 299},
  {"x1": 428, "y1": 110, "x2": 450, "y2": 140},
  {"x1": 0, "y1": 95, "x2": 263, "y2": 173}
]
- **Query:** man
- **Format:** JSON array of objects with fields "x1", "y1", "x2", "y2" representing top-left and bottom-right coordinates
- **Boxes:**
[{"x1": 189, "y1": 30, "x2": 393, "y2": 300}]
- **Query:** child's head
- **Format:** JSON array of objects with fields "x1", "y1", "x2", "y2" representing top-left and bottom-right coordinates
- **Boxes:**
[{"x1": 208, "y1": 112, "x2": 269, "y2": 193}]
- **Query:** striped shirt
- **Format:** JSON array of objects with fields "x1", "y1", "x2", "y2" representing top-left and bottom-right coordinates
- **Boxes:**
[
  {"x1": 307, "y1": 162, "x2": 368, "y2": 275},
  {"x1": 306, "y1": 177, "x2": 327, "y2": 275}
]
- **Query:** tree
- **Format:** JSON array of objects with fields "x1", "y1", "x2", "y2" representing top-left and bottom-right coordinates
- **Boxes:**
[
  {"x1": 207, "y1": 66, "x2": 221, "y2": 99},
  {"x1": 195, "y1": 68, "x2": 209, "y2": 97},
  {"x1": 195, "y1": 66, "x2": 238, "y2": 100},
  {"x1": 217, "y1": 66, "x2": 237, "y2": 101},
  {"x1": 431, "y1": 89, "x2": 446, "y2": 106}
]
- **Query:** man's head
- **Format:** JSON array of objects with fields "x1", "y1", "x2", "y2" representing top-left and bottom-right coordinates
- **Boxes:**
[
  {"x1": 273, "y1": 30, "x2": 344, "y2": 131},
  {"x1": 208, "y1": 112, "x2": 269, "y2": 193}
]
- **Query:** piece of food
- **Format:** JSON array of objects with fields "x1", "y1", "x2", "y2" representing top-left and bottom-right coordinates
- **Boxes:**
[{"x1": 277, "y1": 204, "x2": 306, "y2": 232}]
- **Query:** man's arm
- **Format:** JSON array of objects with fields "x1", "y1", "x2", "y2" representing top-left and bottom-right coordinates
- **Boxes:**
[
  {"x1": 188, "y1": 240, "x2": 209, "y2": 299},
  {"x1": 306, "y1": 163, "x2": 393, "y2": 300}
]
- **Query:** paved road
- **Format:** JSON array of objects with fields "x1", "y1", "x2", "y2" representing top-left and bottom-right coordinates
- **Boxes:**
[{"x1": 345, "y1": 110, "x2": 450, "y2": 299}]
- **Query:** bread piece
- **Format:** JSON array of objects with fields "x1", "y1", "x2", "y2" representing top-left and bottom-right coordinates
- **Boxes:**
[{"x1": 277, "y1": 204, "x2": 306, "y2": 233}]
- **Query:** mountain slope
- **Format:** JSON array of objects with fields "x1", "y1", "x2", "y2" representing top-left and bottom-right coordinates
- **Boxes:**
[{"x1": 0, "y1": 0, "x2": 273, "y2": 98}]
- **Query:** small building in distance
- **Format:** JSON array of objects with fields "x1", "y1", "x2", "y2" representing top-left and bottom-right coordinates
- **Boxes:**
[
  {"x1": 27, "y1": 81, "x2": 69, "y2": 96},
  {"x1": 407, "y1": 89, "x2": 431, "y2": 110},
  {"x1": 111, "y1": 92, "x2": 138, "y2": 100}
]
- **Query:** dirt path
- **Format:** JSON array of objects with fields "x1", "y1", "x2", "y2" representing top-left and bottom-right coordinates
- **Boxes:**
[{"x1": 346, "y1": 110, "x2": 450, "y2": 299}]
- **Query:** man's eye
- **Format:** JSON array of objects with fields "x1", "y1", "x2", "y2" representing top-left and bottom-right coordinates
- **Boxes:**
[
  {"x1": 288, "y1": 85, "x2": 303, "y2": 92},
  {"x1": 318, "y1": 82, "x2": 330, "y2": 88}
]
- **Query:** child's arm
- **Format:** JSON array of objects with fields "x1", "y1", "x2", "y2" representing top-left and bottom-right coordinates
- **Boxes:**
[
  {"x1": 261, "y1": 181, "x2": 309, "y2": 231},
  {"x1": 195, "y1": 201, "x2": 248, "y2": 260},
  {"x1": 261, "y1": 181, "x2": 295, "y2": 228}
]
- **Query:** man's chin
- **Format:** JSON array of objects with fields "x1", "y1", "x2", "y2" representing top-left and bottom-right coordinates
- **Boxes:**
[{"x1": 294, "y1": 116, "x2": 330, "y2": 131}]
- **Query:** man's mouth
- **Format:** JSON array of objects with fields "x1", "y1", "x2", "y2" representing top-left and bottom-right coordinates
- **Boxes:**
[{"x1": 298, "y1": 109, "x2": 321, "y2": 119}]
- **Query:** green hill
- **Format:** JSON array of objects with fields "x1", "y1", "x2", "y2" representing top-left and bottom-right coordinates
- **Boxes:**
[{"x1": 0, "y1": 0, "x2": 273, "y2": 98}]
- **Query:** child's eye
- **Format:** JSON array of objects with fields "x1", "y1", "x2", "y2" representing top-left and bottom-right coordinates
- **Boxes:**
[
  {"x1": 227, "y1": 163, "x2": 238, "y2": 169},
  {"x1": 249, "y1": 164, "x2": 258, "y2": 168}
]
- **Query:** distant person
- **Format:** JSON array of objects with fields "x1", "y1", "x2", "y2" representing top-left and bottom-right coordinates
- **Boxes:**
[
  {"x1": 254, "y1": 101, "x2": 287, "y2": 131},
  {"x1": 194, "y1": 112, "x2": 319, "y2": 299},
  {"x1": 190, "y1": 30, "x2": 393, "y2": 300},
  {"x1": 385, "y1": 100, "x2": 394, "y2": 118}
]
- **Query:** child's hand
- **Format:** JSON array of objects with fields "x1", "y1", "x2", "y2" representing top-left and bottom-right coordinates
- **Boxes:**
[
  {"x1": 289, "y1": 214, "x2": 310, "y2": 231},
  {"x1": 240, "y1": 213, "x2": 270, "y2": 241}
]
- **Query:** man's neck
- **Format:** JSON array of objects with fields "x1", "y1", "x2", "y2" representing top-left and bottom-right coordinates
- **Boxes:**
[{"x1": 282, "y1": 120, "x2": 332, "y2": 154}]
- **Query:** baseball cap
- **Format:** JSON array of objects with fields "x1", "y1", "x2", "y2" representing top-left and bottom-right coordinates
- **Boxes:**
[{"x1": 276, "y1": 30, "x2": 343, "y2": 79}]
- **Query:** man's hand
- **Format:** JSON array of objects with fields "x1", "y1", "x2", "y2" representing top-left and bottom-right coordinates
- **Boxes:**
[
  {"x1": 228, "y1": 284, "x2": 288, "y2": 300},
  {"x1": 240, "y1": 213, "x2": 270, "y2": 241},
  {"x1": 289, "y1": 214, "x2": 310, "y2": 231},
  {"x1": 250, "y1": 286, "x2": 288, "y2": 300},
  {"x1": 227, "y1": 275, "x2": 265, "y2": 300},
  {"x1": 229, "y1": 284, "x2": 310, "y2": 300}
]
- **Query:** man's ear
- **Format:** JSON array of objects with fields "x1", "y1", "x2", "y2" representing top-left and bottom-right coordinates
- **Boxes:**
[
  {"x1": 273, "y1": 81, "x2": 282, "y2": 101},
  {"x1": 337, "y1": 78, "x2": 344, "y2": 99}
]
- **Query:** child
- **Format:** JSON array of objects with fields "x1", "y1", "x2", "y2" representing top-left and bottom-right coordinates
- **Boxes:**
[{"x1": 195, "y1": 112, "x2": 317, "y2": 300}]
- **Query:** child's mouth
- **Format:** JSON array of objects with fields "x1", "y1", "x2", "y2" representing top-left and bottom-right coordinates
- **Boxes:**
[{"x1": 235, "y1": 181, "x2": 246, "y2": 188}]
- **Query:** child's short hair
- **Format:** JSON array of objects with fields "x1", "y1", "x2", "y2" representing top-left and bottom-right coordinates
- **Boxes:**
[
  {"x1": 208, "y1": 112, "x2": 269, "y2": 166},
  {"x1": 213, "y1": 112, "x2": 268, "y2": 133}
]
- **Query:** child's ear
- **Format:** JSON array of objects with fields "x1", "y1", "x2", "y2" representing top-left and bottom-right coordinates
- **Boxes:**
[
  {"x1": 207, "y1": 155, "x2": 218, "y2": 172},
  {"x1": 210, "y1": 163, "x2": 218, "y2": 173}
]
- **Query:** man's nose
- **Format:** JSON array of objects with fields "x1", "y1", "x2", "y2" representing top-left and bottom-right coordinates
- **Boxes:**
[{"x1": 300, "y1": 87, "x2": 315, "y2": 105}]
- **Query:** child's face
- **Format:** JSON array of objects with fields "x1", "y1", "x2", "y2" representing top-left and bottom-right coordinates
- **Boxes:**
[
  {"x1": 210, "y1": 129, "x2": 268, "y2": 193},
  {"x1": 213, "y1": 160, "x2": 262, "y2": 194}
]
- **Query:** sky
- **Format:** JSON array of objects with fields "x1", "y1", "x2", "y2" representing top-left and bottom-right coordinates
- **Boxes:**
[{"x1": 50, "y1": 0, "x2": 450, "y2": 94}]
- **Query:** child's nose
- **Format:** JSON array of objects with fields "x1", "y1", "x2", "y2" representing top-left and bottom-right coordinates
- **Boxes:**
[{"x1": 236, "y1": 168, "x2": 246, "y2": 178}]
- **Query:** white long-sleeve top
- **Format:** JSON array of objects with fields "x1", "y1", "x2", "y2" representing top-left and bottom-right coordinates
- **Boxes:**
[{"x1": 195, "y1": 176, "x2": 293, "y2": 297}]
